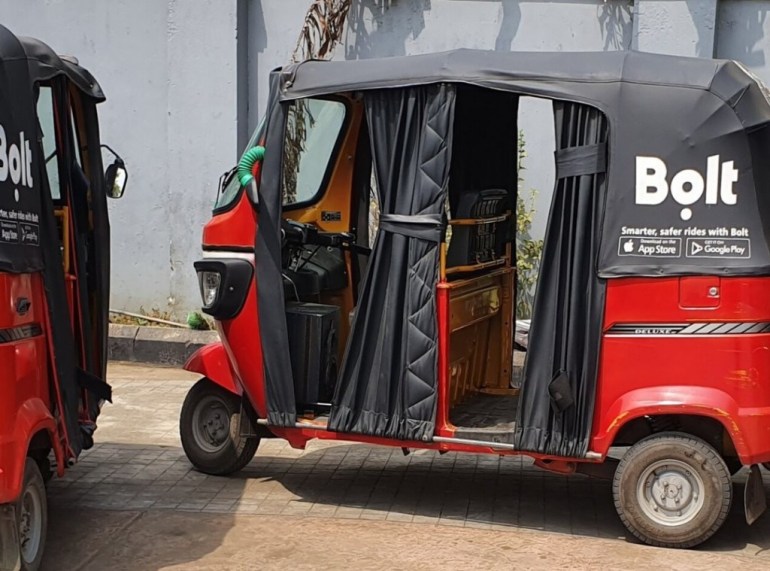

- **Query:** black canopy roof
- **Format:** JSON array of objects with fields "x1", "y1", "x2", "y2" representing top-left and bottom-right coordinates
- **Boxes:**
[
  {"x1": 0, "y1": 25, "x2": 104, "y2": 101},
  {"x1": 274, "y1": 49, "x2": 770, "y2": 277},
  {"x1": 279, "y1": 49, "x2": 762, "y2": 110},
  {"x1": 16, "y1": 35, "x2": 105, "y2": 101}
]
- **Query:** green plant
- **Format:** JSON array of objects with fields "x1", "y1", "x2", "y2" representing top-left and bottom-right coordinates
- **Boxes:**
[
  {"x1": 186, "y1": 311, "x2": 212, "y2": 331},
  {"x1": 516, "y1": 130, "x2": 544, "y2": 319}
]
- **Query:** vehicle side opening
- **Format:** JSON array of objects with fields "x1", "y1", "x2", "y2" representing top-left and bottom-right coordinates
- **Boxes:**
[
  {"x1": 275, "y1": 84, "x2": 609, "y2": 456},
  {"x1": 441, "y1": 85, "x2": 519, "y2": 443},
  {"x1": 279, "y1": 95, "x2": 359, "y2": 418}
]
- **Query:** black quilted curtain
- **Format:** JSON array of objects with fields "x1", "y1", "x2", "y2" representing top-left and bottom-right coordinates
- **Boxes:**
[
  {"x1": 515, "y1": 101, "x2": 608, "y2": 457},
  {"x1": 329, "y1": 84, "x2": 456, "y2": 441}
]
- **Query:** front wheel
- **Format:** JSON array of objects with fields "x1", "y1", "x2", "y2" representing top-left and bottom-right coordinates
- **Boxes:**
[
  {"x1": 180, "y1": 378, "x2": 260, "y2": 476},
  {"x1": 613, "y1": 432, "x2": 732, "y2": 549}
]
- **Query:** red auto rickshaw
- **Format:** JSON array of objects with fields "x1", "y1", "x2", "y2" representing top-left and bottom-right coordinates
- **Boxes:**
[
  {"x1": 0, "y1": 26, "x2": 126, "y2": 570},
  {"x1": 181, "y1": 49, "x2": 770, "y2": 549}
]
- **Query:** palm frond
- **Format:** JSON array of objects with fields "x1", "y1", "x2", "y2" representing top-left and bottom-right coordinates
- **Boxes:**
[{"x1": 292, "y1": 0, "x2": 353, "y2": 63}]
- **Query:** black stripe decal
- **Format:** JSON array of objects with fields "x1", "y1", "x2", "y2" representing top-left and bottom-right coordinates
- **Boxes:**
[
  {"x1": 607, "y1": 322, "x2": 770, "y2": 336},
  {"x1": 0, "y1": 324, "x2": 43, "y2": 344}
]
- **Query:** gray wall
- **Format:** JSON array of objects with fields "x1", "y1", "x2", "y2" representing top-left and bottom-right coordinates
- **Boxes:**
[
  {"x1": 1, "y1": 0, "x2": 768, "y2": 316},
  {"x1": 716, "y1": 1, "x2": 770, "y2": 83},
  {"x1": 1, "y1": 0, "x2": 241, "y2": 316}
]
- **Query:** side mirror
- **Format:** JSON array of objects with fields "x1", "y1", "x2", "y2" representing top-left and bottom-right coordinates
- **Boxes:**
[{"x1": 105, "y1": 158, "x2": 128, "y2": 199}]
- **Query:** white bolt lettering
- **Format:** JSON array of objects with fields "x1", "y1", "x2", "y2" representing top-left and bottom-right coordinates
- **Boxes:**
[
  {"x1": 670, "y1": 169, "x2": 704, "y2": 205},
  {"x1": 720, "y1": 160, "x2": 739, "y2": 205},
  {"x1": 0, "y1": 124, "x2": 34, "y2": 189},
  {"x1": 635, "y1": 156, "x2": 668, "y2": 205},
  {"x1": 635, "y1": 154, "x2": 740, "y2": 220},
  {"x1": 0, "y1": 125, "x2": 7, "y2": 182},
  {"x1": 8, "y1": 140, "x2": 20, "y2": 185},
  {"x1": 24, "y1": 137, "x2": 33, "y2": 188},
  {"x1": 705, "y1": 154, "x2": 720, "y2": 204}
]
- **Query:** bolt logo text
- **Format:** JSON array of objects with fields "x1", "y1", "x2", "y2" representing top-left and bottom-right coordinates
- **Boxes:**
[
  {"x1": 635, "y1": 155, "x2": 738, "y2": 221},
  {"x1": 0, "y1": 124, "x2": 34, "y2": 194}
]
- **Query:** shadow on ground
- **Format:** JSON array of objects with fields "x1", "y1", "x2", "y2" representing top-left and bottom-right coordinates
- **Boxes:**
[
  {"x1": 44, "y1": 438, "x2": 770, "y2": 569},
  {"x1": 42, "y1": 442, "x2": 245, "y2": 571},
  {"x1": 238, "y1": 442, "x2": 770, "y2": 554}
]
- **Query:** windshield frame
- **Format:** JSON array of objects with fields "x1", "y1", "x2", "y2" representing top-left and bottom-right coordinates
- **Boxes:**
[{"x1": 212, "y1": 118, "x2": 266, "y2": 215}]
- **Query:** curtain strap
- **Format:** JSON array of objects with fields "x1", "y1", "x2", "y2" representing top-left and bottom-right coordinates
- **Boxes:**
[
  {"x1": 555, "y1": 142, "x2": 607, "y2": 179},
  {"x1": 379, "y1": 213, "x2": 443, "y2": 242}
]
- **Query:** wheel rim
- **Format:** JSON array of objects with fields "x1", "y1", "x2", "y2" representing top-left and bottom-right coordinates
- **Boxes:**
[
  {"x1": 637, "y1": 459, "x2": 706, "y2": 527},
  {"x1": 191, "y1": 395, "x2": 232, "y2": 453},
  {"x1": 19, "y1": 480, "x2": 43, "y2": 564}
]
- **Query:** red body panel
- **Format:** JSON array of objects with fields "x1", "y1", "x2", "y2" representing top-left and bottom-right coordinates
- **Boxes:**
[
  {"x1": 0, "y1": 273, "x2": 63, "y2": 503},
  {"x1": 216, "y1": 265, "x2": 267, "y2": 417},
  {"x1": 201, "y1": 195, "x2": 267, "y2": 415},
  {"x1": 203, "y1": 189, "x2": 257, "y2": 250},
  {"x1": 592, "y1": 277, "x2": 770, "y2": 464}
]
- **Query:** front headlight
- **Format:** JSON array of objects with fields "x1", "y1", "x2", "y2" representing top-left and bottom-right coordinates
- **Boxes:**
[
  {"x1": 194, "y1": 259, "x2": 253, "y2": 319},
  {"x1": 198, "y1": 270, "x2": 221, "y2": 308}
]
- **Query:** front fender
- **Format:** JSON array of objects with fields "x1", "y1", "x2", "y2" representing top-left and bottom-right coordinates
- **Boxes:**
[
  {"x1": 591, "y1": 385, "x2": 749, "y2": 460},
  {"x1": 184, "y1": 342, "x2": 241, "y2": 395},
  {"x1": 0, "y1": 398, "x2": 57, "y2": 504}
]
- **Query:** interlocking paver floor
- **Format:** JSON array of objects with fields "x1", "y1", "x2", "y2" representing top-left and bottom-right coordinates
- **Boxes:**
[{"x1": 41, "y1": 363, "x2": 770, "y2": 570}]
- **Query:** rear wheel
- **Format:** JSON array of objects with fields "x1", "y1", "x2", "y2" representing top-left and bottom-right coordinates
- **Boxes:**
[
  {"x1": 613, "y1": 432, "x2": 732, "y2": 549},
  {"x1": 180, "y1": 378, "x2": 260, "y2": 476},
  {"x1": 9, "y1": 458, "x2": 48, "y2": 571}
]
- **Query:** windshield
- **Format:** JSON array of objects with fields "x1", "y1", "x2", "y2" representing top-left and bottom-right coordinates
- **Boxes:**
[
  {"x1": 214, "y1": 118, "x2": 266, "y2": 211},
  {"x1": 214, "y1": 97, "x2": 347, "y2": 212},
  {"x1": 282, "y1": 98, "x2": 346, "y2": 207}
]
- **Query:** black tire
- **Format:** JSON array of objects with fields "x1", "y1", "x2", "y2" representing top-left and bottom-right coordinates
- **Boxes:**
[
  {"x1": 723, "y1": 456, "x2": 744, "y2": 476},
  {"x1": 30, "y1": 453, "x2": 53, "y2": 486},
  {"x1": 14, "y1": 459, "x2": 48, "y2": 571},
  {"x1": 180, "y1": 378, "x2": 260, "y2": 476},
  {"x1": 613, "y1": 432, "x2": 732, "y2": 549}
]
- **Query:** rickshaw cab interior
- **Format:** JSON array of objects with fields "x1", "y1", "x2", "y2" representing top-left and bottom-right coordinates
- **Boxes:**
[{"x1": 275, "y1": 81, "x2": 589, "y2": 445}]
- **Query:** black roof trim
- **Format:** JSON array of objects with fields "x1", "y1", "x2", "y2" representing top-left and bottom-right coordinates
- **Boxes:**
[{"x1": 0, "y1": 24, "x2": 104, "y2": 101}]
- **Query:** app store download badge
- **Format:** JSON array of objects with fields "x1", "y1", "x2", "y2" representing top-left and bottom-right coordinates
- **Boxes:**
[{"x1": 618, "y1": 236, "x2": 682, "y2": 258}]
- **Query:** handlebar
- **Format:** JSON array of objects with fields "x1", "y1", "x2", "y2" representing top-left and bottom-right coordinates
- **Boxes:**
[{"x1": 281, "y1": 220, "x2": 371, "y2": 255}]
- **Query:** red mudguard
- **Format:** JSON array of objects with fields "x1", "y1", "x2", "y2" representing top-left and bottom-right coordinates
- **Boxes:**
[{"x1": 183, "y1": 342, "x2": 241, "y2": 395}]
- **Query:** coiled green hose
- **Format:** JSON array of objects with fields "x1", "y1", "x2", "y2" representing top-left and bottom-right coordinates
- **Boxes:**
[{"x1": 237, "y1": 145, "x2": 266, "y2": 187}]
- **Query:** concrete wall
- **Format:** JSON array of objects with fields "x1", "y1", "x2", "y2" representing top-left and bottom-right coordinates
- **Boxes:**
[
  {"x1": 2, "y1": 0, "x2": 770, "y2": 315},
  {"x1": 633, "y1": 0, "x2": 718, "y2": 56},
  {"x1": 0, "y1": 0, "x2": 240, "y2": 317},
  {"x1": 716, "y1": 1, "x2": 770, "y2": 83}
]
